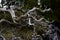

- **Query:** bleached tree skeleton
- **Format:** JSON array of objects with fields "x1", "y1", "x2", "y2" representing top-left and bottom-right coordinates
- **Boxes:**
[
  {"x1": 0, "y1": 0, "x2": 52, "y2": 25},
  {"x1": 0, "y1": 0, "x2": 54, "y2": 28},
  {"x1": 0, "y1": 0, "x2": 26, "y2": 24},
  {"x1": 0, "y1": 0, "x2": 58, "y2": 40},
  {"x1": 18, "y1": 7, "x2": 52, "y2": 26},
  {"x1": 0, "y1": 5, "x2": 17, "y2": 23}
]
